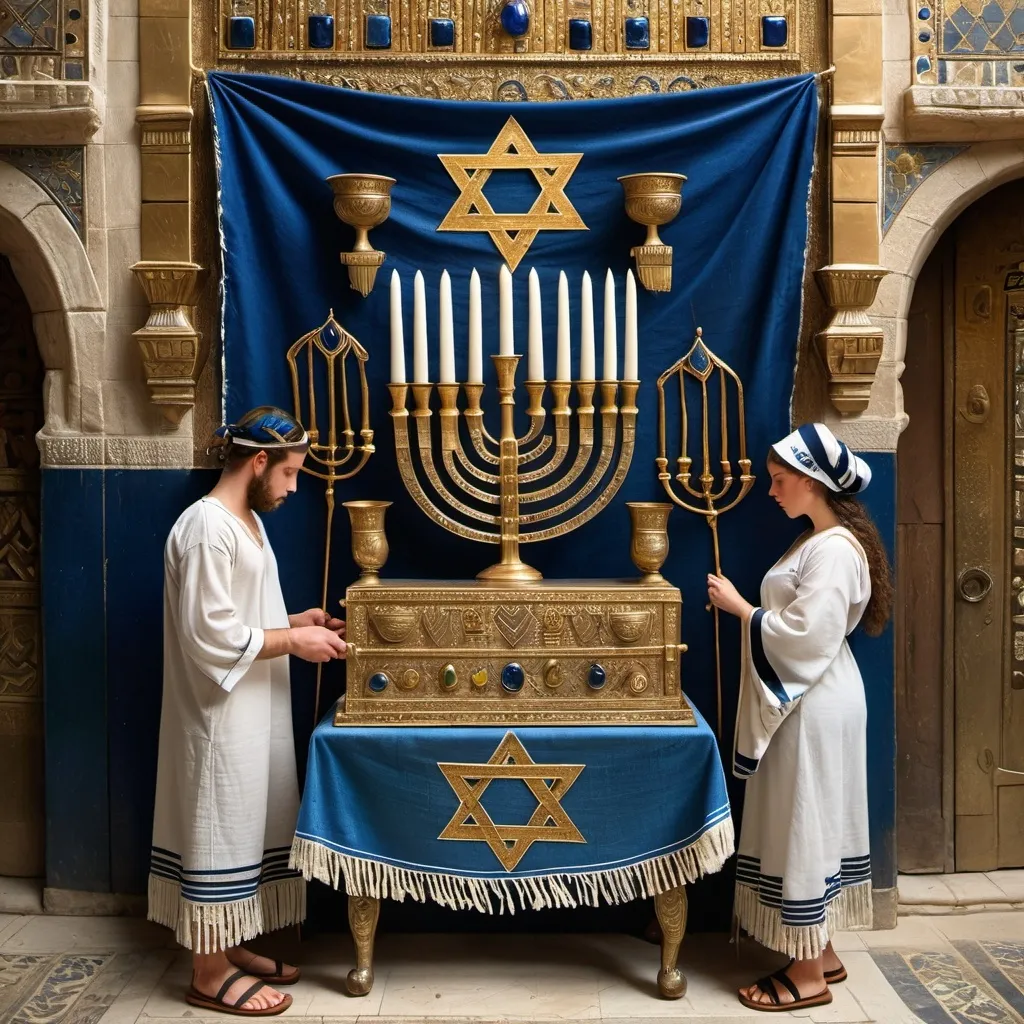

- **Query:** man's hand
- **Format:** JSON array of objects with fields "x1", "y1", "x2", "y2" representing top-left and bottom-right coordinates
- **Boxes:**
[
  {"x1": 290, "y1": 607, "x2": 346, "y2": 635},
  {"x1": 289, "y1": 625, "x2": 347, "y2": 663}
]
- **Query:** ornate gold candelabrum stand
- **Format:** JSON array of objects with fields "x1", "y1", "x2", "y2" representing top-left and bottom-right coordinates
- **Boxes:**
[
  {"x1": 619, "y1": 173, "x2": 686, "y2": 294},
  {"x1": 327, "y1": 173, "x2": 396, "y2": 297},
  {"x1": 655, "y1": 327, "x2": 754, "y2": 737},
  {"x1": 390, "y1": 355, "x2": 638, "y2": 583},
  {"x1": 286, "y1": 311, "x2": 375, "y2": 720}
]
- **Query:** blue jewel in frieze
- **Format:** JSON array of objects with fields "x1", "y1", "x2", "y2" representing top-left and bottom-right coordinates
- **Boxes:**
[
  {"x1": 368, "y1": 672, "x2": 390, "y2": 693},
  {"x1": 588, "y1": 664, "x2": 607, "y2": 689},
  {"x1": 625, "y1": 16, "x2": 650, "y2": 49},
  {"x1": 568, "y1": 18, "x2": 592, "y2": 50},
  {"x1": 227, "y1": 16, "x2": 256, "y2": 48},
  {"x1": 430, "y1": 17, "x2": 455, "y2": 46},
  {"x1": 686, "y1": 16, "x2": 709, "y2": 47},
  {"x1": 761, "y1": 15, "x2": 787, "y2": 47},
  {"x1": 501, "y1": 662, "x2": 525, "y2": 691},
  {"x1": 365, "y1": 13, "x2": 391, "y2": 48},
  {"x1": 500, "y1": 0, "x2": 530, "y2": 38},
  {"x1": 308, "y1": 14, "x2": 334, "y2": 48}
]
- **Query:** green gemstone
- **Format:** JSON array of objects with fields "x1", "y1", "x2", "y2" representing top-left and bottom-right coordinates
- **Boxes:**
[{"x1": 440, "y1": 664, "x2": 457, "y2": 689}]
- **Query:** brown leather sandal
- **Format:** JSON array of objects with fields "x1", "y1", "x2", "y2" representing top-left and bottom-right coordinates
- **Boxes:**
[
  {"x1": 240, "y1": 957, "x2": 301, "y2": 986},
  {"x1": 186, "y1": 969, "x2": 293, "y2": 1017},
  {"x1": 786, "y1": 956, "x2": 847, "y2": 984},
  {"x1": 737, "y1": 969, "x2": 833, "y2": 1012}
]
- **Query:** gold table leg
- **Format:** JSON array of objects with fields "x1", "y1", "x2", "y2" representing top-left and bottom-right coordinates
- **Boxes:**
[
  {"x1": 346, "y1": 895, "x2": 380, "y2": 996},
  {"x1": 653, "y1": 885, "x2": 688, "y2": 999}
]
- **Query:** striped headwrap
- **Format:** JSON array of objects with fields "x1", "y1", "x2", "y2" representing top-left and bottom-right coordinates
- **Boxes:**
[{"x1": 771, "y1": 423, "x2": 871, "y2": 495}]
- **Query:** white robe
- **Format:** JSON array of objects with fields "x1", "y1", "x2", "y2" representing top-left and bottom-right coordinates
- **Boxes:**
[
  {"x1": 732, "y1": 526, "x2": 873, "y2": 959},
  {"x1": 148, "y1": 496, "x2": 305, "y2": 952}
]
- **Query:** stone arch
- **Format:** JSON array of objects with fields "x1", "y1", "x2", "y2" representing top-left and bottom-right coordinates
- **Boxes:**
[
  {"x1": 869, "y1": 141, "x2": 1024, "y2": 440},
  {"x1": 0, "y1": 160, "x2": 105, "y2": 441}
]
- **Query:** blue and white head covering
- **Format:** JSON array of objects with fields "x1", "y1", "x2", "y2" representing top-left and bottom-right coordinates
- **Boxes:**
[
  {"x1": 771, "y1": 423, "x2": 871, "y2": 495},
  {"x1": 213, "y1": 410, "x2": 309, "y2": 450}
]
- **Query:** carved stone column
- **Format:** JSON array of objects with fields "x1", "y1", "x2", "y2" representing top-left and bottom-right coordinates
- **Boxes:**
[
  {"x1": 815, "y1": 265, "x2": 889, "y2": 415},
  {"x1": 131, "y1": 261, "x2": 205, "y2": 424},
  {"x1": 131, "y1": 2, "x2": 205, "y2": 424},
  {"x1": 824, "y1": 0, "x2": 886, "y2": 415}
]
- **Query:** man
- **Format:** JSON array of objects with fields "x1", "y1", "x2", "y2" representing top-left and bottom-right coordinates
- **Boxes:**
[{"x1": 148, "y1": 406, "x2": 346, "y2": 1017}]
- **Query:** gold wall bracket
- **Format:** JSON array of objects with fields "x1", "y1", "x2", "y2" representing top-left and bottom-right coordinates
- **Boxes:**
[{"x1": 814, "y1": 264, "x2": 889, "y2": 416}]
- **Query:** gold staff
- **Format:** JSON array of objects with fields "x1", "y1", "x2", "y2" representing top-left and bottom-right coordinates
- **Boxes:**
[
  {"x1": 287, "y1": 311, "x2": 374, "y2": 723},
  {"x1": 656, "y1": 327, "x2": 754, "y2": 737}
]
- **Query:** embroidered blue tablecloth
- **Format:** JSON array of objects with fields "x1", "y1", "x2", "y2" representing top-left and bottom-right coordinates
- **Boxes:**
[{"x1": 291, "y1": 705, "x2": 733, "y2": 914}]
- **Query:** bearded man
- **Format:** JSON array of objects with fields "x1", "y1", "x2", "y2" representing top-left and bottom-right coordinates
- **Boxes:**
[{"x1": 148, "y1": 406, "x2": 346, "y2": 1016}]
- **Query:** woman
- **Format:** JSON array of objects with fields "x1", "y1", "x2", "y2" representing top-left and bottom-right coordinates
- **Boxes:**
[{"x1": 707, "y1": 423, "x2": 892, "y2": 1013}]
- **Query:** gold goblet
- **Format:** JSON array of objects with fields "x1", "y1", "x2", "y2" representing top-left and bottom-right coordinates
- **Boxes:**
[
  {"x1": 343, "y1": 500, "x2": 392, "y2": 585},
  {"x1": 626, "y1": 501, "x2": 672, "y2": 584},
  {"x1": 617, "y1": 172, "x2": 686, "y2": 293},
  {"x1": 326, "y1": 173, "x2": 397, "y2": 297}
]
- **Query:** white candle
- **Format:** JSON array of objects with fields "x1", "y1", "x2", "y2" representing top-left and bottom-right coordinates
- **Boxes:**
[
  {"x1": 468, "y1": 268, "x2": 482, "y2": 384},
  {"x1": 413, "y1": 270, "x2": 428, "y2": 383},
  {"x1": 625, "y1": 269, "x2": 638, "y2": 381},
  {"x1": 528, "y1": 268, "x2": 544, "y2": 381},
  {"x1": 499, "y1": 264, "x2": 514, "y2": 356},
  {"x1": 556, "y1": 270, "x2": 570, "y2": 382},
  {"x1": 390, "y1": 269, "x2": 406, "y2": 384},
  {"x1": 603, "y1": 269, "x2": 617, "y2": 382},
  {"x1": 439, "y1": 269, "x2": 455, "y2": 383},
  {"x1": 580, "y1": 271, "x2": 595, "y2": 381}
]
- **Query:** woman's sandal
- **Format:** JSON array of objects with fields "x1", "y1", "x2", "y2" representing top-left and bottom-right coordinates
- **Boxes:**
[
  {"x1": 232, "y1": 954, "x2": 301, "y2": 986},
  {"x1": 737, "y1": 969, "x2": 833, "y2": 1012},
  {"x1": 186, "y1": 969, "x2": 294, "y2": 1017},
  {"x1": 786, "y1": 957, "x2": 848, "y2": 985}
]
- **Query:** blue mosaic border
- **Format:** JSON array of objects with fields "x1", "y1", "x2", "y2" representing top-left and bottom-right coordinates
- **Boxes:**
[
  {"x1": 0, "y1": 146, "x2": 84, "y2": 237},
  {"x1": 883, "y1": 144, "x2": 967, "y2": 234}
]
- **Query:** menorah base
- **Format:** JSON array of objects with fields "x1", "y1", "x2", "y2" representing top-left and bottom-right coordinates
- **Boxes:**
[{"x1": 476, "y1": 558, "x2": 543, "y2": 584}]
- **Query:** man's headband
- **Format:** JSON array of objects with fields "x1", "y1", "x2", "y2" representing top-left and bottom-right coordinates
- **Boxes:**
[{"x1": 214, "y1": 413, "x2": 309, "y2": 450}]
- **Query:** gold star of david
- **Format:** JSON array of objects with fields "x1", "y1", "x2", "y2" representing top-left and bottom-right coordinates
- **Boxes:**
[
  {"x1": 437, "y1": 732, "x2": 586, "y2": 871},
  {"x1": 436, "y1": 118, "x2": 587, "y2": 272}
]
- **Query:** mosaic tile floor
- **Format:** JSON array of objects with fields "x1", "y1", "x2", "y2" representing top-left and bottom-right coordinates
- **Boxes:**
[{"x1": 0, "y1": 905, "x2": 1022, "y2": 1022}]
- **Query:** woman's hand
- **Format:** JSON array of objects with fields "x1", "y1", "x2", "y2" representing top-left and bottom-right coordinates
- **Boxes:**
[
  {"x1": 707, "y1": 574, "x2": 755, "y2": 621},
  {"x1": 290, "y1": 607, "x2": 346, "y2": 635}
]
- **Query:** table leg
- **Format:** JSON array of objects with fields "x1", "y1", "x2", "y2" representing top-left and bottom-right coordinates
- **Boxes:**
[
  {"x1": 653, "y1": 884, "x2": 688, "y2": 999},
  {"x1": 346, "y1": 895, "x2": 380, "y2": 996}
]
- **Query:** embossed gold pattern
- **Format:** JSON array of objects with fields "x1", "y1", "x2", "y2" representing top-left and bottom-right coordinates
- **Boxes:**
[
  {"x1": 437, "y1": 731, "x2": 585, "y2": 870},
  {"x1": 437, "y1": 118, "x2": 585, "y2": 272}
]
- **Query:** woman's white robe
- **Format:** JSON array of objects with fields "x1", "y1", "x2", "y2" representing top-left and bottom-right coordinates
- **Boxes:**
[
  {"x1": 148, "y1": 497, "x2": 305, "y2": 952},
  {"x1": 733, "y1": 526, "x2": 873, "y2": 959}
]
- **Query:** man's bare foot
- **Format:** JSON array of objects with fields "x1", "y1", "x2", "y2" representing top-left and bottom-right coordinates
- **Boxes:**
[
  {"x1": 739, "y1": 956, "x2": 827, "y2": 1006},
  {"x1": 228, "y1": 947, "x2": 300, "y2": 983},
  {"x1": 191, "y1": 963, "x2": 288, "y2": 1012},
  {"x1": 822, "y1": 941, "x2": 845, "y2": 977}
]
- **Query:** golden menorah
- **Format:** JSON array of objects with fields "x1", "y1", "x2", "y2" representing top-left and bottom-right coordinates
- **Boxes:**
[
  {"x1": 656, "y1": 327, "x2": 754, "y2": 736},
  {"x1": 388, "y1": 265, "x2": 639, "y2": 583}
]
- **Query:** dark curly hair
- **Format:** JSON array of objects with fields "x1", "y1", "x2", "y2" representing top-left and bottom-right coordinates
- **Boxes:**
[{"x1": 768, "y1": 449, "x2": 893, "y2": 637}]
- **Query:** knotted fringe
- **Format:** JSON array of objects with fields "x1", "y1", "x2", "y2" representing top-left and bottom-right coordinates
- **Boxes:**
[
  {"x1": 290, "y1": 816, "x2": 733, "y2": 915},
  {"x1": 734, "y1": 880, "x2": 872, "y2": 960},
  {"x1": 147, "y1": 874, "x2": 306, "y2": 952}
]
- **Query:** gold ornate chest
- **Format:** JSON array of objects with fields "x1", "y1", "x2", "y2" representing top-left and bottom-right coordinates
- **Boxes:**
[{"x1": 336, "y1": 578, "x2": 694, "y2": 725}]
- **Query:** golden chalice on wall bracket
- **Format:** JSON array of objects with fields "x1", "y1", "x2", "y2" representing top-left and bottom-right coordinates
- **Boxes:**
[
  {"x1": 327, "y1": 173, "x2": 396, "y2": 297},
  {"x1": 618, "y1": 173, "x2": 686, "y2": 293}
]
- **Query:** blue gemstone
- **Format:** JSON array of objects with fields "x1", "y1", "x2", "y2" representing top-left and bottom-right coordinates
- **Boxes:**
[
  {"x1": 308, "y1": 14, "x2": 334, "y2": 48},
  {"x1": 500, "y1": 0, "x2": 530, "y2": 37},
  {"x1": 368, "y1": 672, "x2": 389, "y2": 693},
  {"x1": 686, "y1": 16, "x2": 709, "y2": 47},
  {"x1": 568, "y1": 17, "x2": 592, "y2": 50},
  {"x1": 689, "y1": 341, "x2": 710, "y2": 374},
  {"x1": 430, "y1": 17, "x2": 455, "y2": 46},
  {"x1": 918, "y1": 6, "x2": 930, "y2": 17},
  {"x1": 625, "y1": 16, "x2": 650, "y2": 49},
  {"x1": 321, "y1": 321, "x2": 342, "y2": 351},
  {"x1": 365, "y1": 13, "x2": 391, "y2": 48},
  {"x1": 761, "y1": 15, "x2": 787, "y2": 47},
  {"x1": 916, "y1": 55, "x2": 931, "y2": 73},
  {"x1": 918, "y1": 30, "x2": 931, "y2": 41},
  {"x1": 501, "y1": 662, "x2": 525, "y2": 692},
  {"x1": 227, "y1": 15, "x2": 255, "y2": 48},
  {"x1": 588, "y1": 664, "x2": 606, "y2": 689}
]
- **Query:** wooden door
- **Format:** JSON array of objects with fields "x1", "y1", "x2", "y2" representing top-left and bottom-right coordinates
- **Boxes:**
[
  {"x1": 952, "y1": 181, "x2": 1024, "y2": 870},
  {"x1": 0, "y1": 255, "x2": 44, "y2": 876}
]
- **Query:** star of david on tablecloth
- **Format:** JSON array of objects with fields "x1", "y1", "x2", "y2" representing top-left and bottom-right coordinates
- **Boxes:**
[
  {"x1": 437, "y1": 732, "x2": 586, "y2": 871},
  {"x1": 436, "y1": 118, "x2": 587, "y2": 272}
]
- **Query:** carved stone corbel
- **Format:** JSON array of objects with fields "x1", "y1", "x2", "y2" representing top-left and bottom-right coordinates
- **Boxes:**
[
  {"x1": 815, "y1": 264, "x2": 889, "y2": 416},
  {"x1": 131, "y1": 261, "x2": 206, "y2": 425}
]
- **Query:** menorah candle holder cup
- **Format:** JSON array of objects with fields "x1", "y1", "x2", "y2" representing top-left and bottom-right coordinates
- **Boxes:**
[
  {"x1": 618, "y1": 173, "x2": 686, "y2": 293},
  {"x1": 327, "y1": 173, "x2": 396, "y2": 297}
]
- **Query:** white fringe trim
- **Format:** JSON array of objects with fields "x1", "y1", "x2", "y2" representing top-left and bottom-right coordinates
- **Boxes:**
[
  {"x1": 147, "y1": 875, "x2": 307, "y2": 953},
  {"x1": 735, "y1": 880, "x2": 872, "y2": 960},
  {"x1": 289, "y1": 816, "x2": 734, "y2": 916}
]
